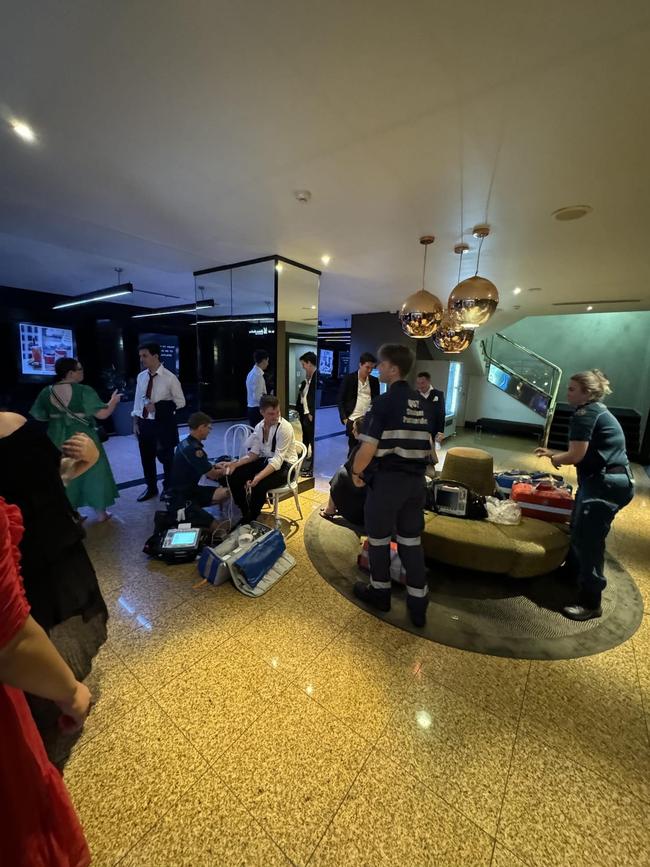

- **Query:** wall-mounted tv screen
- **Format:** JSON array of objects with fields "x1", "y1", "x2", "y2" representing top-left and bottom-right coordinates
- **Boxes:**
[
  {"x1": 319, "y1": 348, "x2": 334, "y2": 376},
  {"x1": 487, "y1": 363, "x2": 511, "y2": 391},
  {"x1": 488, "y1": 363, "x2": 550, "y2": 418},
  {"x1": 19, "y1": 323, "x2": 75, "y2": 376},
  {"x1": 138, "y1": 333, "x2": 180, "y2": 376}
]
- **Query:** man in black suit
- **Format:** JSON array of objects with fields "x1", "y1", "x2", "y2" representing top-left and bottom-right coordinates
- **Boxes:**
[
  {"x1": 415, "y1": 371, "x2": 446, "y2": 443},
  {"x1": 297, "y1": 351, "x2": 317, "y2": 476},
  {"x1": 337, "y1": 352, "x2": 379, "y2": 454}
]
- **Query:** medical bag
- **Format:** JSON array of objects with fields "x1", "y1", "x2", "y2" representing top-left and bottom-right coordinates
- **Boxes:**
[{"x1": 510, "y1": 480, "x2": 574, "y2": 523}]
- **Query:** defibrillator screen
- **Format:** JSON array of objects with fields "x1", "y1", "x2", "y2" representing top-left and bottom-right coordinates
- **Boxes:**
[
  {"x1": 168, "y1": 530, "x2": 199, "y2": 547},
  {"x1": 436, "y1": 489, "x2": 460, "y2": 509}
]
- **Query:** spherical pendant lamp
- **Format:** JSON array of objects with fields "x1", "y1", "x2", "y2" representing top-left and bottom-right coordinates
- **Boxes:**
[
  {"x1": 432, "y1": 311, "x2": 474, "y2": 353},
  {"x1": 447, "y1": 275, "x2": 499, "y2": 330},
  {"x1": 398, "y1": 236, "x2": 443, "y2": 339}
]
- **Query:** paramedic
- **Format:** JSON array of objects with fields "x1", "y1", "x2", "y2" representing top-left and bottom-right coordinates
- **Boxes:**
[
  {"x1": 351, "y1": 344, "x2": 435, "y2": 627},
  {"x1": 535, "y1": 369, "x2": 634, "y2": 621}
]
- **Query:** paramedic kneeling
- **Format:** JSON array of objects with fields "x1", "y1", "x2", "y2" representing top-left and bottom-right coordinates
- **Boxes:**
[
  {"x1": 535, "y1": 369, "x2": 634, "y2": 622},
  {"x1": 169, "y1": 412, "x2": 230, "y2": 531},
  {"x1": 351, "y1": 343, "x2": 435, "y2": 627},
  {"x1": 226, "y1": 395, "x2": 298, "y2": 525}
]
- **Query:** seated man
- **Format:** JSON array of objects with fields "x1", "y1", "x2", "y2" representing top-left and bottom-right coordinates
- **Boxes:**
[
  {"x1": 168, "y1": 412, "x2": 230, "y2": 531},
  {"x1": 226, "y1": 395, "x2": 298, "y2": 525},
  {"x1": 320, "y1": 416, "x2": 366, "y2": 526}
]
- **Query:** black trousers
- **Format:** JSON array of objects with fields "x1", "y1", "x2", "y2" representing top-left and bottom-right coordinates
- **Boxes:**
[
  {"x1": 247, "y1": 407, "x2": 262, "y2": 428},
  {"x1": 569, "y1": 471, "x2": 634, "y2": 606},
  {"x1": 228, "y1": 458, "x2": 289, "y2": 523},
  {"x1": 345, "y1": 420, "x2": 357, "y2": 456},
  {"x1": 364, "y1": 471, "x2": 427, "y2": 597},
  {"x1": 137, "y1": 418, "x2": 174, "y2": 492},
  {"x1": 300, "y1": 414, "x2": 314, "y2": 460}
]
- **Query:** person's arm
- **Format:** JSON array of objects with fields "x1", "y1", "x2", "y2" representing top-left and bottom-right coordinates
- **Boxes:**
[
  {"x1": 0, "y1": 614, "x2": 91, "y2": 729},
  {"x1": 256, "y1": 368, "x2": 266, "y2": 403},
  {"x1": 59, "y1": 433, "x2": 99, "y2": 484},
  {"x1": 132, "y1": 372, "x2": 145, "y2": 433},
  {"x1": 170, "y1": 373, "x2": 186, "y2": 410},
  {"x1": 350, "y1": 401, "x2": 385, "y2": 486},
  {"x1": 535, "y1": 441, "x2": 589, "y2": 469},
  {"x1": 351, "y1": 441, "x2": 378, "y2": 486},
  {"x1": 95, "y1": 390, "x2": 122, "y2": 420}
]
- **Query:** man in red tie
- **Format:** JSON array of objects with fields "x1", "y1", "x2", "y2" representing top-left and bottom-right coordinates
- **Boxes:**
[{"x1": 132, "y1": 343, "x2": 186, "y2": 501}]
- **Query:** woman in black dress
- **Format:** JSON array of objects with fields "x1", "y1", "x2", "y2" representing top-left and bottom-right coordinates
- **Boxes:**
[
  {"x1": 0, "y1": 412, "x2": 108, "y2": 682},
  {"x1": 320, "y1": 417, "x2": 367, "y2": 526}
]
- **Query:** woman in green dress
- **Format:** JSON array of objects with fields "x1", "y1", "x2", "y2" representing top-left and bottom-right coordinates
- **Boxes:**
[{"x1": 30, "y1": 358, "x2": 122, "y2": 521}]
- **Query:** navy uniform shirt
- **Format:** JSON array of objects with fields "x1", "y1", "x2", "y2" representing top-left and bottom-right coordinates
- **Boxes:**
[
  {"x1": 359, "y1": 380, "x2": 434, "y2": 476},
  {"x1": 170, "y1": 434, "x2": 213, "y2": 501},
  {"x1": 569, "y1": 401, "x2": 629, "y2": 481}
]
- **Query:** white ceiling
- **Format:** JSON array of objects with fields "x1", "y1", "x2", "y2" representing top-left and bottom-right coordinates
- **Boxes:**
[{"x1": 1, "y1": 0, "x2": 649, "y2": 328}]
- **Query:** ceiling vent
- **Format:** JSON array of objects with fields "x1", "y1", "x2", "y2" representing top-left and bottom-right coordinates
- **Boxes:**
[{"x1": 552, "y1": 205, "x2": 592, "y2": 221}]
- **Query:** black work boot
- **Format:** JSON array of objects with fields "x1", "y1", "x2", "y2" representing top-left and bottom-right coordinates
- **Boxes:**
[
  {"x1": 407, "y1": 594, "x2": 429, "y2": 628},
  {"x1": 561, "y1": 602, "x2": 602, "y2": 621},
  {"x1": 353, "y1": 581, "x2": 391, "y2": 612}
]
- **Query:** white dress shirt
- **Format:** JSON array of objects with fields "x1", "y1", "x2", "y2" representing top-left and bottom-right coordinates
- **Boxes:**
[
  {"x1": 246, "y1": 365, "x2": 267, "y2": 408},
  {"x1": 132, "y1": 364, "x2": 186, "y2": 420},
  {"x1": 247, "y1": 417, "x2": 298, "y2": 470},
  {"x1": 300, "y1": 377, "x2": 312, "y2": 416},
  {"x1": 349, "y1": 375, "x2": 372, "y2": 421}
]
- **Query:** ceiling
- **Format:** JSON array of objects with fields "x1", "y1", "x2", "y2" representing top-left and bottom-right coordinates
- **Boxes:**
[{"x1": 1, "y1": 0, "x2": 649, "y2": 329}]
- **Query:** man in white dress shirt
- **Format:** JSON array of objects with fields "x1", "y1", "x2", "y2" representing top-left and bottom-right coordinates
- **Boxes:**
[
  {"x1": 245, "y1": 350, "x2": 269, "y2": 427},
  {"x1": 132, "y1": 342, "x2": 186, "y2": 501}
]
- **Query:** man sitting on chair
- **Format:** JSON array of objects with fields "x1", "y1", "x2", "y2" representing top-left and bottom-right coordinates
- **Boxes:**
[
  {"x1": 225, "y1": 395, "x2": 298, "y2": 525},
  {"x1": 168, "y1": 412, "x2": 230, "y2": 532}
]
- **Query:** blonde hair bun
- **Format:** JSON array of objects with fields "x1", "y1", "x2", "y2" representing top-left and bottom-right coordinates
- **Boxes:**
[{"x1": 570, "y1": 369, "x2": 612, "y2": 400}]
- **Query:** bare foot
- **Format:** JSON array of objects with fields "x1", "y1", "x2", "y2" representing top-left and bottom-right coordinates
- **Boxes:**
[{"x1": 95, "y1": 511, "x2": 113, "y2": 522}]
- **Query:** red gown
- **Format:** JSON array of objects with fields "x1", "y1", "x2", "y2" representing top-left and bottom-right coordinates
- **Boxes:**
[{"x1": 0, "y1": 497, "x2": 91, "y2": 867}]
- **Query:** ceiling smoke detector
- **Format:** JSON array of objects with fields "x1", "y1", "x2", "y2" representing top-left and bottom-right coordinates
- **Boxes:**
[
  {"x1": 552, "y1": 205, "x2": 592, "y2": 221},
  {"x1": 294, "y1": 189, "x2": 312, "y2": 204}
]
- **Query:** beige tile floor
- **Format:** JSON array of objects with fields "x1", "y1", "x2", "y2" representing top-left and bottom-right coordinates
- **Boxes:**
[{"x1": 64, "y1": 435, "x2": 650, "y2": 866}]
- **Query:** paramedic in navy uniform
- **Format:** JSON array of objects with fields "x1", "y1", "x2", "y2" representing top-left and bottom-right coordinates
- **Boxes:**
[
  {"x1": 351, "y1": 344, "x2": 435, "y2": 627},
  {"x1": 168, "y1": 412, "x2": 230, "y2": 531},
  {"x1": 225, "y1": 395, "x2": 298, "y2": 525},
  {"x1": 535, "y1": 369, "x2": 634, "y2": 621}
]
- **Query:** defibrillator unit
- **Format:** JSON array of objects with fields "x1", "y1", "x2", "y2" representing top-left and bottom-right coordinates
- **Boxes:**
[
  {"x1": 161, "y1": 525, "x2": 202, "y2": 562},
  {"x1": 427, "y1": 480, "x2": 487, "y2": 520}
]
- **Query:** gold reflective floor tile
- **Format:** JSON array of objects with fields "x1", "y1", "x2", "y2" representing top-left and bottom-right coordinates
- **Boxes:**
[
  {"x1": 376, "y1": 673, "x2": 516, "y2": 836},
  {"x1": 109, "y1": 598, "x2": 231, "y2": 691},
  {"x1": 497, "y1": 724, "x2": 650, "y2": 867},
  {"x1": 293, "y1": 631, "x2": 419, "y2": 742},
  {"x1": 216, "y1": 685, "x2": 372, "y2": 865},
  {"x1": 235, "y1": 595, "x2": 344, "y2": 679},
  {"x1": 102, "y1": 576, "x2": 187, "y2": 642},
  {"x1": 76, "y1": 643, "x2": 149, "y2": 746},
  {"x1": 310, "y1": 751, "x2": 494, "y2": 867},
  {"x1": 491, "y1": 844, "x2": 530, "y2": 867},
  {"x1": 190, "y1": 580, "x2": 277, "y2": 635},
  {"x1": 286, "y1": 571, "x2": 357, "y2": 627},
  {"x1": 121, "y1": 769, "x2": 291, "y2": 867},
  {"x1": 521, "y1": 644, "x2": 650, "y2": 803},
  {"x1": 155, "y1": 639, "x2": 283, "y2": 762},
  {"x1": 347, "y1": 610, "x2": 529, "y2": 724},
  {"x1": 65, "y1": 698, "x2": 207, "y2": 865},
  {"x1": 632, "y1": 614, "x2": 650, "y2": 717}
]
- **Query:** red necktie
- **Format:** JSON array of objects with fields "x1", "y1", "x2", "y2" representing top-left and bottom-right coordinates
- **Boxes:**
[{"x1": 142, "y1": 372, "x2": 156, "y2": 418}]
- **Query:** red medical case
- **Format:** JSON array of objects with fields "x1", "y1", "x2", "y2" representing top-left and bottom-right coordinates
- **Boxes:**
[{"x1": 510, "y1": 480, "x2": 574, "y2": 523}]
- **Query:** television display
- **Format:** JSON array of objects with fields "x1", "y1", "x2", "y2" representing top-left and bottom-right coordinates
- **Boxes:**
[
  {"x1": 319, "y1": 348, "x2": 334, "y2": 376},
  {"x1": 488, "y1": 363, "x2": 550, "y2": 418},
  {"x1": 487, "y1": 364, "x2": 511, "y2": 391},
  {"x1": 19, "y1": 323, "x2": 74, "y2": 376}
]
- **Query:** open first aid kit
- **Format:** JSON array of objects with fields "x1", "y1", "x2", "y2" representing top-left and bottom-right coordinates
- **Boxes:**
[
  {"x1": 357, "y1": 539, "x2": 406, "y2": 585},
  {"x1": 198, "y1": 521, "x2": 295, "y2": 596},
  {"x1": 510, "y1": 479, "x2": 574, "y2": 523}
]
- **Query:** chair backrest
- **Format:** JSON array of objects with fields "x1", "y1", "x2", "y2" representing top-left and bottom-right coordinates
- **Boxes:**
[
  {"x1": 286, "y1": 441, "x2": 308, "y2": 488},
  {"x1": 224, "y1": 423, "x2": 253, "y2": 459}
]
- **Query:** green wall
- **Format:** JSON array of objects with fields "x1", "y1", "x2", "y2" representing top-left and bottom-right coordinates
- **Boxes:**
[{"x1": 503, "y1": 312, "x2": 650, "y2": 414}]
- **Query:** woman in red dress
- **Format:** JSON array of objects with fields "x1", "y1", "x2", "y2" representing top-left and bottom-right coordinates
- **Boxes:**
[{"x1": 0, "y1": 496, "x2": 92, "y2": 867}]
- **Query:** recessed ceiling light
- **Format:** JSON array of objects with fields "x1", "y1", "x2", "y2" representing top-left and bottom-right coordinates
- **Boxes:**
[
  {"x1": 11, "y1": 119, "x2": 36, "y2": 143},
  {"x1": 513, "y1": 287, "x2": 522, "y2": 295},
  {"x1": 275, "y1": 263, "x2": 283, "y2": 273},
  {"x1": 587, "y1": 305, "x2": 593, "y2": 311},
  {"x1": 321, "y1": 254, "x2": 331, "y2": 266},
  {"x1": 552, "y1": 205, "x2": 592, "y2": 221}
]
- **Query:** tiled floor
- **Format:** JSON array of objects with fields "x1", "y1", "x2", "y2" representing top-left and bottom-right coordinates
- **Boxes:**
[{"x1": 64, "y1": 432, "x2": 650, "y2": 866}]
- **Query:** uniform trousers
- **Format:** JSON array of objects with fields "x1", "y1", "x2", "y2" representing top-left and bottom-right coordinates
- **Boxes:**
[
  {"x1": 569, "y1": 470, "x2": 634, "y2": 606},
  {"x1": 247, "y1": 407, "x2": 262, "y2": 428},
  {"x1": 228, "y1": 458, "x2": 288, "y2": 523},
  {"x1": 364, "y1": 471, "x2": 427, "y2": 598}
]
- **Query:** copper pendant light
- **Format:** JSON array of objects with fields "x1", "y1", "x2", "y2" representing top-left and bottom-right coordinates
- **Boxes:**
[
  {"x1": 399, "y1": 236, "x2": 443, "y2": 339},
  {"x1": 448, "y1": 225, "x2": 499, "y2": 329},
  {"x1": 432, "y1": 311, "x2": 474, "y2": 353}
]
